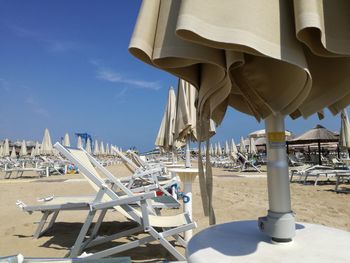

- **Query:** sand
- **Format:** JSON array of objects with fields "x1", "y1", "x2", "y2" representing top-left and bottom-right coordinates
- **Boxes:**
[{"x1": 0, "y1": 164, "x2": 349, "y2": 261}]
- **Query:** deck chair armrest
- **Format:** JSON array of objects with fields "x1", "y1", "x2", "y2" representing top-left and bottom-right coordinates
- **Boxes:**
[
  {"x1": 90, "y1": 192, "x2": 156, "y2": 210},
  {"x1": 16, "y1": 200, "x2": 32, "y2": 214},
  {"x1": 130, "y1": 184, "x2": 158, "y2": 193}
]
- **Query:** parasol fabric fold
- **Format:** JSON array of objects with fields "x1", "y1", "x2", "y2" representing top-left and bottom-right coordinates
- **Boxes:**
[{"x1": 129, "y1": 0, "x2": 350, "y2": 123}]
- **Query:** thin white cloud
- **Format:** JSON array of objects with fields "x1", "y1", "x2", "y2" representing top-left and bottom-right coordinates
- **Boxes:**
[
  {"x1": 9, "y1": 25, "x2": 80, "y2": 53},
  {"x1": 97, "y1": 68, "x2": 161, "y2": 90}
]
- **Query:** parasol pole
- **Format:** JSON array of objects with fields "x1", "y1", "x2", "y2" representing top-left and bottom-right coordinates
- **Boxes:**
[
  {"x1": 258, "y1": 113, "x2": 295, "y2": 242},
  {"x1": 185, "y1": 137, "x2": 191, "y2": 168}
]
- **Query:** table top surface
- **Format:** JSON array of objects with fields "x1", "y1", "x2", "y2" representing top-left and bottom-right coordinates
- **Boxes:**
[
  {"x1": 187, "y1": 220, "x2": 350, "y2": 263},
  {"x1": 167, "y1": 167, "x2": 199, "y2": 173}
]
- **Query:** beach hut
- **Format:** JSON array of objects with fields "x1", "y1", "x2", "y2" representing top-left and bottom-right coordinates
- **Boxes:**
[
  {"x1": 41, "y1": 128, "x2": 53, "y2": 155},
  {"x1": 129, "y1": 0, "x2": 350, "y2": 249}
]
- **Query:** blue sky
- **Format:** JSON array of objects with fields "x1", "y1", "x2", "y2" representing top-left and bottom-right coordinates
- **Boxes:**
[{"x1": 0, "y1": 1, "x2": 346, "y2": 151}]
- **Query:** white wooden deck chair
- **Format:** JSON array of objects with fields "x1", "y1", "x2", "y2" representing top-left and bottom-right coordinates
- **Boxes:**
[
  {"x1": 55, "y1": 143, "x2": 195, "y2": 261},
  {"x1": 111, "y1": 146, "x2": 177, "y2": 193},
  {"x1": 237, "y1": 152, "x2": 262, "y2": 173},
  {"x1": 80, "y1": 147, "x2": 180, "y2": 209}
]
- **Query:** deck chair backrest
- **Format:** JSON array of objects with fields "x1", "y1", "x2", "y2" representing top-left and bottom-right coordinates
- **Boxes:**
[
  {"x1": 55, "y1": 143, "x2": 187, "y2": 228},
  {"x1": 127, "y1": 151, "x2": 146, "y2": 169},
  {"x1": 111, "y1": 146, "x2": 139, "y2": 172}
]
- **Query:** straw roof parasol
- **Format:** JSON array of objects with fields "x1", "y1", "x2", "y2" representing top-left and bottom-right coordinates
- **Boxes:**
[{"x1": 291, "y1": 125, "x2": 338, "y2": 144}]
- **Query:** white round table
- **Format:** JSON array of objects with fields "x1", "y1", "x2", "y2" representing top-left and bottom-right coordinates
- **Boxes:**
[
  {"x1": 167, "y1": 167, "x2": 199, "y2": 241},
  {"x1": 187, "y1": 220, "x2": 350, "y2": 262}
]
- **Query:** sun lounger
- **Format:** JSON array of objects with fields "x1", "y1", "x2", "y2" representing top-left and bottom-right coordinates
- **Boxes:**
[
  {"x1": 111, "y1": 146, "x2": 178, "y2": 195},
  {"x1": 4, "y1": 167, "x2": 48, "y2": 179},
  {"x1": 0, "y1": 254, "x2": 131, "y2": 262},
  {"x1": 237, "y1": 152, "x2": 261, "y2": 173},
  {"x1": 55, "y1": 143, "x2": 195, "y2": 260}
]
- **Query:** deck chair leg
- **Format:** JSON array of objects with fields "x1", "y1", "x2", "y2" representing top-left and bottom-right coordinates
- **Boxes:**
[
  {"x1": 148, "y1": 227, "x2": 186, "y2": 261},
  {"x1": 47, "y1": 210, "x2": 59, "y2": 230},
  {"x1": 69, "y1": 210, "x2": 97, "y2": 258},
  {"x1": 33, "y1": 211, "x2": 51, "y2": 238},
  {"x1": 335, "y1": 175, "x2": 341, "y2": 192},
  {"x1": 82, "y1": 208, "x2": 108, "y2": 249},
  {"x1": 83, "y1": 235, "x2": 155, "y2": 260}
]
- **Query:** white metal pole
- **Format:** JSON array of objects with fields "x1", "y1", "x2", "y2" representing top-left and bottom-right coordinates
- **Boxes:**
[
  {"x1": 183, "y1": 181, "x2": 193, "y2": 240},
  {"x1": 258, "y1": 113, "x2": 295, "y2": 242},
  {"x1": 185, "y1": 138, "x2": 191, "y2": 168}
]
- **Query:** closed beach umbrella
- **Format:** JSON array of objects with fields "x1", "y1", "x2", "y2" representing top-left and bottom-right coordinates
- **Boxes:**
[
  {"x1": 93, "y1": 139, "x2": 99, "y2": 155},
  {"x1": 339, "y1": 109, "x2": 350, "y2": 157},
  {"x1": 155, "y1": 87, "x2": 177, "y2": 152},
  {"x1": 249, "y1": 137, "x2": 257, "y2": 155},
  {"x1": 129, "y1": 0, "x2": 350, "y2": 238},
  {"x1": 19, "y1": 140, "x2": 27, "y2": 156},
  {"x1": 209, "y1": 143, "x2": 214, "y2": 156},
  {"x1": 0, "y1": 145, "x2": 3, "y2": 158},
  {"x1": 217, "y1": 142, "x2": 222, "y2": 157},
  {"x1": 3, "y1": 139, "x2": 10, "y2": 156},
  {"x1": 240, "y1": 137, "x2": 247, "y2": 154},
  {"x1": 225, "y1": 141, "x2": 230, "y2": 156},
  {"x1": 174, "y1": 79, "x2": 198, "y2": 167},
  {"x1": 30, "y1": 147, "x2": 35, "y2": 157},
  {"x1": 63, "y1": 133, "x2": 70, "y2": 147},
  {"x1": 85, "y1": 138, "x2": 92, "y2": 154},
  {"x1": 100, "y1": 141, "x2": 105, "y2": 156},
  {"x1": 10, "y1": 146, "x2": 16, "y2": 158},
  {"x1": 230, "y1": 139, "x2": 238, "y2": 159},
  {"x1": 76, "y1": 136, "x2": 83, "y2": 148},
  {"x1": 214, "y1": 143, "x2": 218, "y2": 157},
  {"x1": 41, "y1": 128, "x2": 53, "y2": 155},
  {"x1": 105, "y1": 143, "x2": 110, "y2": 156},
  {"x1": 34, "y1": 142, "x2": 40, "y2": 156}
]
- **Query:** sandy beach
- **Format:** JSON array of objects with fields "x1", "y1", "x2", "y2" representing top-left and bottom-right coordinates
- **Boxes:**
[{"x1": 0, "y1": 163, "x2": 349, "y2": 261}]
